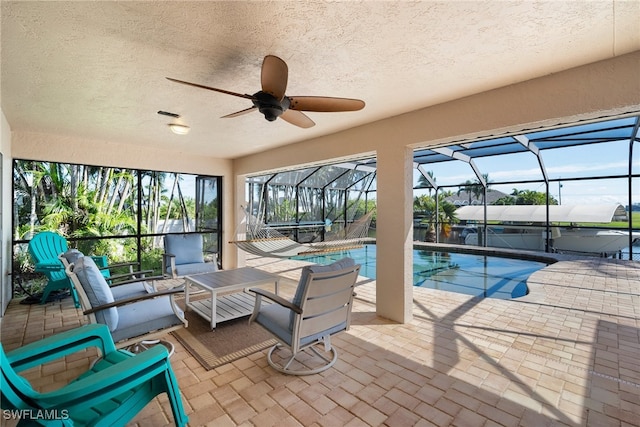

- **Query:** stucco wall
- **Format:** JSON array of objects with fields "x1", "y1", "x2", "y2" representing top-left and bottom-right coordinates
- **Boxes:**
[
  {"x1": 1, "y1": 110, "x2": 13, "y2": 316},
  {"x1": 234, "y1": 51, "x2": 640, "y2": 176}
]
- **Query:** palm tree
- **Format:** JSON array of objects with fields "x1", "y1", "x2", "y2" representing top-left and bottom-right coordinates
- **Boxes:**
[
  {"x1": 510, "y1": 189, "x2": 558, "y2": 205},
  {"x1": 457, "y1": 173, "x2": 492, "y2": 204},
  {"x1": 417, "y1": 170, "x2": 436, "y2": 197},
  {"x1": 413, "y1": 194, "x2": 458, "y2": 242},
  {"x1": 457, "y1": 180, "x2": 476, "y2": 204}
]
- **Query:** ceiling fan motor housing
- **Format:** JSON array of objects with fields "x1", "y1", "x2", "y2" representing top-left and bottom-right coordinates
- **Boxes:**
[{"x1": 253, "y1": 91, "x2": 289, "y2": 121}]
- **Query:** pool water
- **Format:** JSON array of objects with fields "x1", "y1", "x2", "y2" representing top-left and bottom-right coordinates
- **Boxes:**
[{"x1": 294, "y1": 244, "x2": 547, "y2": 299}]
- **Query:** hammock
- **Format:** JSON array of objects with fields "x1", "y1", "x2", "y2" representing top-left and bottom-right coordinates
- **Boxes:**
[{"x1": 231, "y1": 210, "x2": 375, "y2": 258}]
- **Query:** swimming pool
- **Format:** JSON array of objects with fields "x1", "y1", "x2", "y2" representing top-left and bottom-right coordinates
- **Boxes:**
[{"x1": 294, "y1": 244, "x2": 548, "y2": 299}]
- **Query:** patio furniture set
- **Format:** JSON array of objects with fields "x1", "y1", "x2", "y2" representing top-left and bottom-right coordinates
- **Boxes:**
[{"x1": 1, "y1": 231, "x2": 361, "y2": 425}]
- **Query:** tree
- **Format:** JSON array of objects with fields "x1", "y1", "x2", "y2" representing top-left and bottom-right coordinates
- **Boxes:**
[
  {"x1": 493, "y1": 195, "x2": 515, "y2": 205},
  {"x1": 417, "y1": 170, "x2": 436, "y2": 197},
  {"x1": 509, "y1": 189, "x2": 558, "y2": 205},
  {"x1": 13, "y1": 161, "x2": 142, "y2": 261},
  {"x1": 457, "y1": 173, "x2": 493, "y2": 204},
  {"x1": 413, "y1": 193, "x2": 458, "y2": 242}
]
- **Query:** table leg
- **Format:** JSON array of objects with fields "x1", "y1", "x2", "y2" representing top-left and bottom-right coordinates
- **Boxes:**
[
  {"x1": 185, "y1": 280, "x2": 190, "y2": 311},
  {"x1": 210, "y1": 290, "x2": 217, "y2": 330}
]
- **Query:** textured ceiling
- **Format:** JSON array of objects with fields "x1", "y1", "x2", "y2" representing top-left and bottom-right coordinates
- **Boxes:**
[{"x1": 2, "y1": 1, "x2": 639, "y2": 159}]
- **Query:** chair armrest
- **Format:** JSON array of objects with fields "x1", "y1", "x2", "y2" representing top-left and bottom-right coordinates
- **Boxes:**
[
  {"x1": 36, "y1": 345, "x2": 170, "y2": 407},
  {"x1": 6, "y1": 324, "x2": 117, "y2": 372},
  {"x1": 99, "y1": 261, "x2": 140, "y2": 270},
  {"x1": 105, "y1": 270, "x2": 154, "y2": 283},
  {"x1": 83, "y1": 288, "x2": 184, "y2": 315},
  {"x1": 249, "y1": 288, "x2": 302, "y2": 314},
  {"x1": 162, "y1": 253, "x2": 177, "y2": 278},
  {"x1": 107, "y1": 274, "x2": 164, "y2": 288},
  {"x1": 34, "y1": 260, "x2": 63, "y2": 272}
]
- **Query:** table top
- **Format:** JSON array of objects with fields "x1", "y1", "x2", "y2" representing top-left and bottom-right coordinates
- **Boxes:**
[{"x1": 184, "y1": 267, "x2": 279, "y2": 291}]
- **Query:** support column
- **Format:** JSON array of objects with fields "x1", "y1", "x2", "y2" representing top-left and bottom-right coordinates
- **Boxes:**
[
  {"x1": 231, "y1": 172, "x2": 246, "y2": 269},
  {"x1": 375, "y1": 145, "x2": 413, "y2": 323}
]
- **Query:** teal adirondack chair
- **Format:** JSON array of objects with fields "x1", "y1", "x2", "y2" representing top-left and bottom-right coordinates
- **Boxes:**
[
  {"x1": 27, "y1": 232, "x2": 126, "y2": 307},
  {"x1": 1, "y1": 324, "x2": 188, "y2": 426},
  {"x1": 28, "y1": 232, "x2": 81, "y2": 307}
]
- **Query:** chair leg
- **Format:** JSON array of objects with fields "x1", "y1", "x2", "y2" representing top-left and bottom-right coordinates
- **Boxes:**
[
  {"x1": 70, "y1": 285, "x2": 80, "y2": 308},
  {"x1": 40, "y1": 281, "x2": 79, "y2": 307},
  {"x1": 266, "y1": 342, "x2": 338, "y2": 376},
  {"x1": 162, "y1": 362, "x2": 189, "y2": 427},
  {"x1": 125, "y1": 340, "x2": 175, "y2": 358}
]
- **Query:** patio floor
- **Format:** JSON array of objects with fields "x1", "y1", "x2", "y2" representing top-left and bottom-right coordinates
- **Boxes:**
[{"x1": 1, "y1": 255, "x2": 639, "y2": 426}]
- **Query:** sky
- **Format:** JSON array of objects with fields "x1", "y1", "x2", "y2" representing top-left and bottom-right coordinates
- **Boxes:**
[
  {"x1": 176, "y1": 133, "x2": 639, "y2": 209},
  {"x1": 414, "y1": 139, "x2": 639, "y2": 207}
]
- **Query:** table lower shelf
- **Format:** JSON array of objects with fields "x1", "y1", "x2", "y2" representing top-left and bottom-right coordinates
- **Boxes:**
[{"x1": 187, "y1": 291, "x2": 273, "y2": 328}]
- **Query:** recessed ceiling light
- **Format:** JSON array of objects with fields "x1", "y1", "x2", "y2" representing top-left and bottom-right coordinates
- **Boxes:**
[{"x1": 168, "y1": 123, "x2": 190, "y2": 135}]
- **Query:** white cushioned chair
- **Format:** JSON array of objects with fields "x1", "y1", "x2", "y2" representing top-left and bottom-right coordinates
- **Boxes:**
[
  {"x1": 162, "y1": 233, "x2": 218, "y2": 278},
  {"x1": 249, "y1": 257, "x2": 360, "y2": 375},
  {"x1": 66, "y1": 256, "x2": 187, "y2": 354}
]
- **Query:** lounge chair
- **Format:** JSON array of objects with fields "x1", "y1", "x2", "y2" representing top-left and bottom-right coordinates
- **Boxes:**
[
  {"x1": 66, "y1": 256, "x2": 187, "y2": 354},
  {"x1": 249, "y1": 257, "x2": 360, "y2": 375},
  {"x1": 27, "y1": 231, "x2": 82, "y2": 306},
  {"x1": 162, "y1": 233, "x2": 218, "y2": 278},
  {"x1": 27, "y1": 231, "x2": 146, "y2": 306},
  {"x1": 59, "y1": 249, "x2": 158, "y2": 301},
  {"x1": 1, "y1": 323, "x2": 188, "y2": 426}
]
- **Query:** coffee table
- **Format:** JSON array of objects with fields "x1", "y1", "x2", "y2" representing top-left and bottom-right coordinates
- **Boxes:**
[{"x1": 184, "y1": 267, "x2": 280, "y2": 330}]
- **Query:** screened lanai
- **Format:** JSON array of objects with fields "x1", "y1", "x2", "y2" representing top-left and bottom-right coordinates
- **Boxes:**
[
  {"x1": 245, "y1": 161, "x2": 378, "y2": 243},
  {"x1": 244, "y1": 114, "x2": 640, "y2": 261}
]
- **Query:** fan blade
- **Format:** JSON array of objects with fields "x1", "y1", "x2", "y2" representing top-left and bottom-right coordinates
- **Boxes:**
[
  {"x1": 166, "y1": 77, "x2": 255, "y2": 100},
  {"x1": 261, "y1": 55, "x2": 288, "y2": 101},
  {"x1": 280, "y1": 110, "x2": 315, "y2": 128},
  {"x1": 288, "y1": 96, "x2": 365, "y2": 112},
  {"x1": 221, "y1": 106, "x2": 257, "y2": 118}
]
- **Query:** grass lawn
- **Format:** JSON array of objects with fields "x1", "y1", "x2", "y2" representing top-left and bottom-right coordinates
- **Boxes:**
[{"x1": 571, "y1": 211, "x2": 640, "y2": 229}]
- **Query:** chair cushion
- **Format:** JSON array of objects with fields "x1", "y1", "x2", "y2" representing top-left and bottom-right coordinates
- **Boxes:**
[
  {"x1": 63, "y1": 250, "x2": 150, "y2": 299},
  {"x1": 165, "y1": 234, "x2": 204, "y2": 266},
  {"x1": 290, "y1": 257, "x2": 355, "y2": 326},
  {"x1": 111, "y1": 296, "x2": 184, "y2": 343},
  {"x1": 254, "y1": 304, "x2": 293, "y2": 346},
  {"x1": 173, "y1": 262, "x2": 218, "y2": 277},
  {"x1": 73, "y1": 257, "x2": 118, "y2": 331},
  {"x1": 110, "y1": 281, "x2": 152, "y2": 300},
  {"x1": 299, "y1": 322, "x2": 348, "y2": 347},
  {"x1": 61, "y1": 248, "x2": 84, "y2": 264},
  {"x1": 62, "y1": 249, "x2": 113, "y2": 279}
]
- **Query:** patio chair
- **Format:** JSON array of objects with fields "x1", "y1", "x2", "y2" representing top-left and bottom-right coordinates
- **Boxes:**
[
  {"x1": 162, "y1": 233, "x2": 218, "y2": 278},
  {"x1": 249, "y1": 257, "x2": 360, "y2": 375},
  {"x1": 27, "y1": 231, "x2": 81, "y2": 306},
  {"x1": 27, "y1": 231, "x2": 147, "y2": 307},
  {"x1": 59, "y1": 249, "x2": 159, "y2": 302},
  {"x1": 66, "y1": 256, "x2": 188, "y2": 354},
  {"x1": 1, "y1": 323, "x2": 188, "y2": 426}
]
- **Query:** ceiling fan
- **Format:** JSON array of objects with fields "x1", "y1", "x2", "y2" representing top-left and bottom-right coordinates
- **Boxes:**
[{"x1": 166, "y1": 55, "x2": 365, "y2": 128}]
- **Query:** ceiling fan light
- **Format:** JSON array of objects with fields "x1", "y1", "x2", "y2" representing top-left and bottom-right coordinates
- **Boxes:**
[{"x1": 169, "y1": 123, "x2": 190, "y2": 135}]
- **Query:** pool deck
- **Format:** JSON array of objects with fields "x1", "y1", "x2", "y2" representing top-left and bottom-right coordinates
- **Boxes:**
[{"x1": 1, "y1": 253, "x2": 638, "y2": 426}]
